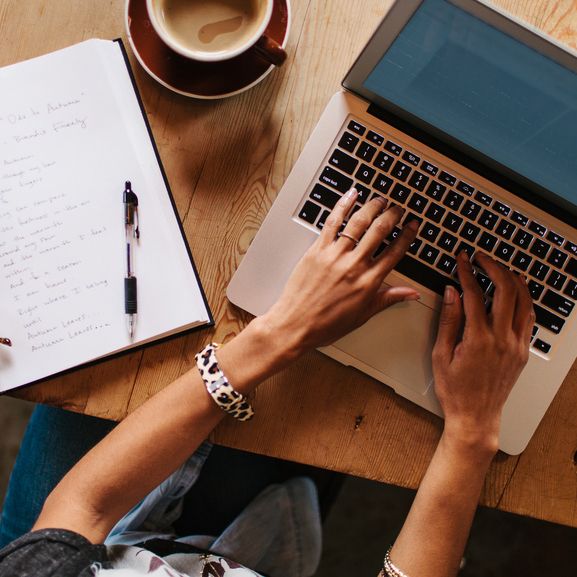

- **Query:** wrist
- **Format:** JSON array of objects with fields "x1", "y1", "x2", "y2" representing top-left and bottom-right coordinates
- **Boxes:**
[{"x1": 441, "y1": 420, "x2": 500, "y2": 461}]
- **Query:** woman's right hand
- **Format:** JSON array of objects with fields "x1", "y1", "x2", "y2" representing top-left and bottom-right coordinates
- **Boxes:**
[{"x1": 432, "y1": 250, "x2": 534, "y2": 453}]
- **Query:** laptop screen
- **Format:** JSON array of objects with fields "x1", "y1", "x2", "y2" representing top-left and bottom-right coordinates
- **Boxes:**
[{"x1": 361, "y1": 0, "x2": 577, "y2": 211}]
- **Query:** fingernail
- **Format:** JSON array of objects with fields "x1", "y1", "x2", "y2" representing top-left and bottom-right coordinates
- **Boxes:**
[
  {"x1": 444, "y1": 285, "x2": 455, "y2": 304},
  {"x1": 346, "y1": 187, "x2": 357, "y2": 199},
  {"x1": 407, "y1": 219, "x2": 420, "y2": 231},
  {"x1": 404, "y1": 292, "x2": 421, "y2": 302}
]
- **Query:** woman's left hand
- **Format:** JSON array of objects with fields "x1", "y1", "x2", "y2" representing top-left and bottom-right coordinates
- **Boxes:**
[{"x1": 262, "y1": 188, "x2": 420, "y2": 355}]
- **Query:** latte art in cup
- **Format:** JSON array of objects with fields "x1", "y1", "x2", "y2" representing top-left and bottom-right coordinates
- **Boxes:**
[{"x1": 154, "y1": 0, "x2": 268, "y2": 55}]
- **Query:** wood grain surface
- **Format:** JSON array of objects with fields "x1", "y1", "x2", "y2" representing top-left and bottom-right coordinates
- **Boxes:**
[{"x1": 3, "y1": 0, "x2": 577, "y2": 528}]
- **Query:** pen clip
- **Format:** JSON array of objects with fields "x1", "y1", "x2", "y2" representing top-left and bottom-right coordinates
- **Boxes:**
[{"x1": 123, "y1": 181, "x2": 140, "y2": 239}]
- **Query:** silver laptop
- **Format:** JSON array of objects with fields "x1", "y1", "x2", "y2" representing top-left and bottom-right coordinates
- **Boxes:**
[{"x1": 227, "y1": 0, "x2": 577, "y2": 454}]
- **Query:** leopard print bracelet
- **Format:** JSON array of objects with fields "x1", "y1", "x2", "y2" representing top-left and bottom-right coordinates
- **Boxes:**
[{"x1": 195, "y1": 343, "x2": 255, "y2": 422}]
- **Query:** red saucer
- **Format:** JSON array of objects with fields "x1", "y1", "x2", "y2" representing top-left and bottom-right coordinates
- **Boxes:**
[{"x1": 125, "y1": 0, "x2": 291, "y2": 99}]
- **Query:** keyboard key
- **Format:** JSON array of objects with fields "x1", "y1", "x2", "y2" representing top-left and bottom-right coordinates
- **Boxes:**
[
  {"x1": 373, "y1": 174, "x2": 394, "y2": 195},
  {"x1": 476, "y1": 271, "x2": 492, "y2": 293},
  {"x1": 495, "y1": 241, "x2": 514, "y2": 262},
  {"x1": 403, "y1": 151, "x2": 420, "y2": 166},
  {"x1": 510, "y1": 211, "x2": 529, "y2": 227},
  {"x1": 533, "y1": 339, "x2": 551, "y2": 354},
  {"x1": 529, "y1": 221, "x2": 546, "y2": 236},
  {"x1": 547, "y1": 248, "x2": 567, "y2": 269},
  {"x1": 299, "y1": 201, "x2": 321, "y2": 224},
  {"x1": 408, "y1": 171, "x2": 429, "y2": 192},
  {"x1": 367, "y1": 130, "x2": 384, "y2": 146},
  {"x1": 512, "y1": 229, "x2": 533, "y2": 249},
  {"x1": 408, "y1": 237, "x2": 423, "y2": 255},
  {"x1": 457, "y1": 181, "x2": 475, "y2": 195},
  {"x1": 493, "y1": 201, "x2": 510, "y2": 216},
  {"x1": 329, "y1": 149, "x2": 358, "y2": 174},
  {"x1": 316, "y1": 209, "x2": 330, "y2": 230},
  {"x1": 528, "y1": 280, "x2": 545, "y2": 300},
  {"x1": 565, "y1": 241, "x2": 577, "y2": 256},
  {"x1": 460, "y1": 200, "x2": 482, "y2": 221},
  {"x1": 404, "y1": 212, "x2": 424, "y2": 228},
  {"x1": 546, "y1": 231, "x2": 564, "y2": 246},
  {"x1": 474, "y1": 191, "x2": 492, "y2": 206},
  {"x1": 425, "y1": 202, "x2": 445, "y2": 223},
  {"x1": 546, "y1": 270, "x2": 567, "y2": 291},
  {"x1": 530, "y1": 260, "x2": 550, "y2": 281},
  {"x1": 478, "y1": 231, "x2": 498, "y2": 252},
  {"x1": 534, "y1": 303, "x2": 565, "y2": 334},
  {"x1": 439, "y1": 171, "x2": 457, "y2": 186},
  {"x1": 530, "y1": 239, "x2": 550, "y2": 259},
  {"x1": 407, "y1": 193, "x2": 428, "y2": 214},
  {"x1": 495, "y1": 220, "x2": 516, "y2": 240},
  {"x1": 310, "y1": 183, "x2": 341, "y2": 209},
  {"x1": 384, "y1": 140, "x2": 402, "y2": 156},
  {"x1": 460, "y1": 222, "x2": 481, "y2": 242},
  {"x1": 479, "y1": 209, "x2": 499, "y2": 230},
  {"x1": 443, "y1": 212, "x2": 463, "y2": 233},
  {"x1": 443, "y1": 191, "x2": 464, "y2": 211},
  {"x1": 373, "y1": 151, "x2": 395, "y2": 172},
  {"x1": 390, "y1": 183, "x2": 412, "y2": 203},
  {"x1": 387, "y1": 227, "x2": 402, "y2": 243},
  {"x1": 564, "y1": 279, "x2": 577, "y2": 299},
  {"x1": 426, "y1": 181, "x2": 447, "y2": 201},
  {"x1": 338, "y1": 131, "x2": 359, "y2": 153},
  {"x1": 356, "y1": 141, "x2": 377, "y2": 163},
  {"x1": 420, "y1": 222, "x2": 441, "y2": 243},
  {"x1": 394, "y1": 253, "x2": 459, "y2": 296},
  {"x1": 347, "y1": 120, "x2": 366, "y2": 135},
  {"x1": 542, "y1": 290, "x2": 574, "y2": 317},
  {"x1": 512, "y1": 251, "x2": 532, "y2": 272},
  {"x1": 438, "y1": 231, "x2": 458, "y2": 252},
  {"x1": 565, "y1": 257, "x2": 577, "y2": 277},
  {"x1": 456, "y1": 242, "x2": 475, "y2": 258},
  {"x1": 320, "y1": 166, "x2": 353, "y2": 192},
  {"x1": 421, "y1": 161, "x2": 438, "y2": 176},
  {"x1": 420, "y1": 244, "x2": 440, "y2": 265},
  {"x1": 391, "y1": 161, "x2": 412, "y2": 182},
  {"x1": 437, "y1": 253, "x2": 457, "y2": 275},
  {"x1": 355, "y1": 163, "x2": 376, "y2": 184},
  {"x1": 355, "y1": 183, "x2": 371, "y2": 204}
]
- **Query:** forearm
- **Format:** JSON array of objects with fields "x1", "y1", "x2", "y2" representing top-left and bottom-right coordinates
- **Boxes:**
[
  {"x1": 34, "y1": 316, "x2": 298, "y2": 543},
  {"x1": 388, "y1": 431, "x2": 496, "y2": 577}
]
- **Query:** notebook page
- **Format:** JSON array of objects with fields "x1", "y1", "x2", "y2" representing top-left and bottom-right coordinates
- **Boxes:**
[{"x1": 0, "y1": 40, "x2": 209, "y2": 392}]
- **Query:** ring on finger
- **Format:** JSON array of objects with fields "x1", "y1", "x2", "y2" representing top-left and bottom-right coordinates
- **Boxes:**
[{"x1": 339, "y1": 232, "x2": 361, "y2": 247}]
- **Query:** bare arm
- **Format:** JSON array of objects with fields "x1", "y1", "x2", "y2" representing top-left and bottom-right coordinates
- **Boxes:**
[
  {"x1": 387, "y1": 252, "x2": 533, "y2": 577},
  {"x1": 33, "y1": 190, "x2": 420, "y2": 544}
]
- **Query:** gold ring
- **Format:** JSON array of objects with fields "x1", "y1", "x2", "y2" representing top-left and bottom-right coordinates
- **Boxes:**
[{"x1": 339, "y1": 232, "x2": 360, "y2": 246}]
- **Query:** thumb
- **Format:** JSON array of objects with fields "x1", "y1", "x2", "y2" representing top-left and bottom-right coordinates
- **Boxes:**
[
  {"x1": 373, "y1": 286, "x2": 420, "y2": 312},
  {"x1": 434, "y1": 285, "x2": 463, "y2": 362}
]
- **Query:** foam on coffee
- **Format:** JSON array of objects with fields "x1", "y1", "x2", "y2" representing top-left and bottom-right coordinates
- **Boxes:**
[{"x1": 155, "y1": 0, "x2": 266, "y2": 55}]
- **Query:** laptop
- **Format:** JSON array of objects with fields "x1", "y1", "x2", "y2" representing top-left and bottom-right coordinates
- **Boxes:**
[{"x1": 227, "y1": 0, "x2": 577, "y2": 455}]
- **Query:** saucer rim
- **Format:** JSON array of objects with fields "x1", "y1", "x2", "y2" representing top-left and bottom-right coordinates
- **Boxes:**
[{"x1": 124, "y1": 0, "x2": 292, "y2": 100}]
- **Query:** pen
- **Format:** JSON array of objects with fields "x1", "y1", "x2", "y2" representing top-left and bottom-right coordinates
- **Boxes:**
[
  {"x1": 123, "y1": 181, "x2": 139, "y2": 339},
  {"x1": 0, "y1": 338, "x2": 12, "y2": 347}
]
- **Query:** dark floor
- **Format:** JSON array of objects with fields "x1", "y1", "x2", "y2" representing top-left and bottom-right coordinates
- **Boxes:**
[{"x1": 1, "y1": 396, "x2": 576, "y2": 576}]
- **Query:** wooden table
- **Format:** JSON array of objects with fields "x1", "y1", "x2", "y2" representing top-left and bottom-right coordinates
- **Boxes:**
[{"x1": 4, "y1": 0, "x2": 577, "y2": 529}]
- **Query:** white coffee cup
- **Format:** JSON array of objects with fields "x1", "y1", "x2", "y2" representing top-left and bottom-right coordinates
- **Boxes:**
[{"x1": 146, "y1": 0, "x2": 286, "y2": 66}]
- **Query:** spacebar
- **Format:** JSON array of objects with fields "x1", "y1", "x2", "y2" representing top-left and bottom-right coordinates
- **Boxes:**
[{"x1": 393, "y1": 254, "x2": 459, "y2": 296}]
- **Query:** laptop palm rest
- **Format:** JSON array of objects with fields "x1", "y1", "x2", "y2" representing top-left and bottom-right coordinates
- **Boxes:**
[{"x1": 332, "y1": 298, "x2": 439, "y2": 395}]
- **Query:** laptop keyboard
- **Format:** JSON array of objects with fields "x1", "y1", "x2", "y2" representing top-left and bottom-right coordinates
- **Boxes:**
[{"x1": 295, "y1": 117, "x2": 577, "y2": 357}]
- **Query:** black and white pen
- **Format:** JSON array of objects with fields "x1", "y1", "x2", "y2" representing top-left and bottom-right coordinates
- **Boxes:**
[{"x1": 123, "y1": 181, "x2": 139, "y2": 339}]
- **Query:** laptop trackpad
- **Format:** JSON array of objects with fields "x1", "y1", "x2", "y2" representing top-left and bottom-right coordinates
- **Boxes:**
[{"x1": 332, "y1": 299, "x2": 439, "y2": 394}]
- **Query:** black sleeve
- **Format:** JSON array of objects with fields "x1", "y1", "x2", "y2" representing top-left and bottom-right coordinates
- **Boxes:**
[{"x1": 0, "y1": 529, "x2": 109, "y2": 577}]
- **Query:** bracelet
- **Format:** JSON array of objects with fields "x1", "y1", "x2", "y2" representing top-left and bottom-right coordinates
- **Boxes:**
[
  {"x1": 383, "y1": 547, "x2": 411, "y2": 577},
  {"x1": 195, "y1": 343, "x2": 255, "y2": 422}
]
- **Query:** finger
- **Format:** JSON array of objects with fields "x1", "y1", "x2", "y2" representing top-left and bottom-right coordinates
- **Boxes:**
[
  {"x1": 356, "y1": 203, "x2": 404, "y2": 259},
  {"x1": 474, "y1": 252, "x2": 518, "y2": 333},
  {"x1": 372, "y1": 218, "x2": 420, "y2": 277},
  {"x1": 456, "y1": 250, "x2": 487, "y2": 333},
  {"x1": 337, "y1": 196, "x2": 387, "y2": 252},
  {"x1": 372, "y1": 285, "x2": 420, "y2": 312},
  {"x1": 319, "y1": 188, "x2": 357, "y2": 247},
  {"x1": 512, "y1": 274, "x2": 534, "y2": 338},
  {"x1": 433, "y1": 285, "x2": 464, "y2": 363},
  {"x1": 523, "y1": 307, "x2": 536, "y2": 346}
]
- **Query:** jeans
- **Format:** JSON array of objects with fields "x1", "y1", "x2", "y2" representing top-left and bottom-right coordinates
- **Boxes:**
[{"x1": 0, "y1": 405, "x2": 343, "y2": 549}]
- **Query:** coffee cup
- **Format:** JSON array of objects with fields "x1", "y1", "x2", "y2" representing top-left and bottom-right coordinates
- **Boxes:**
[{"x1": 146, "y1": 0, "x2": 287, "y2": 66}]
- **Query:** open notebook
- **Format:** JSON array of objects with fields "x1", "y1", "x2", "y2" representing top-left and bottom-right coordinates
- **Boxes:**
[{"x1": 0, "y1": 39, "x2": 212, "y2": 393}]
